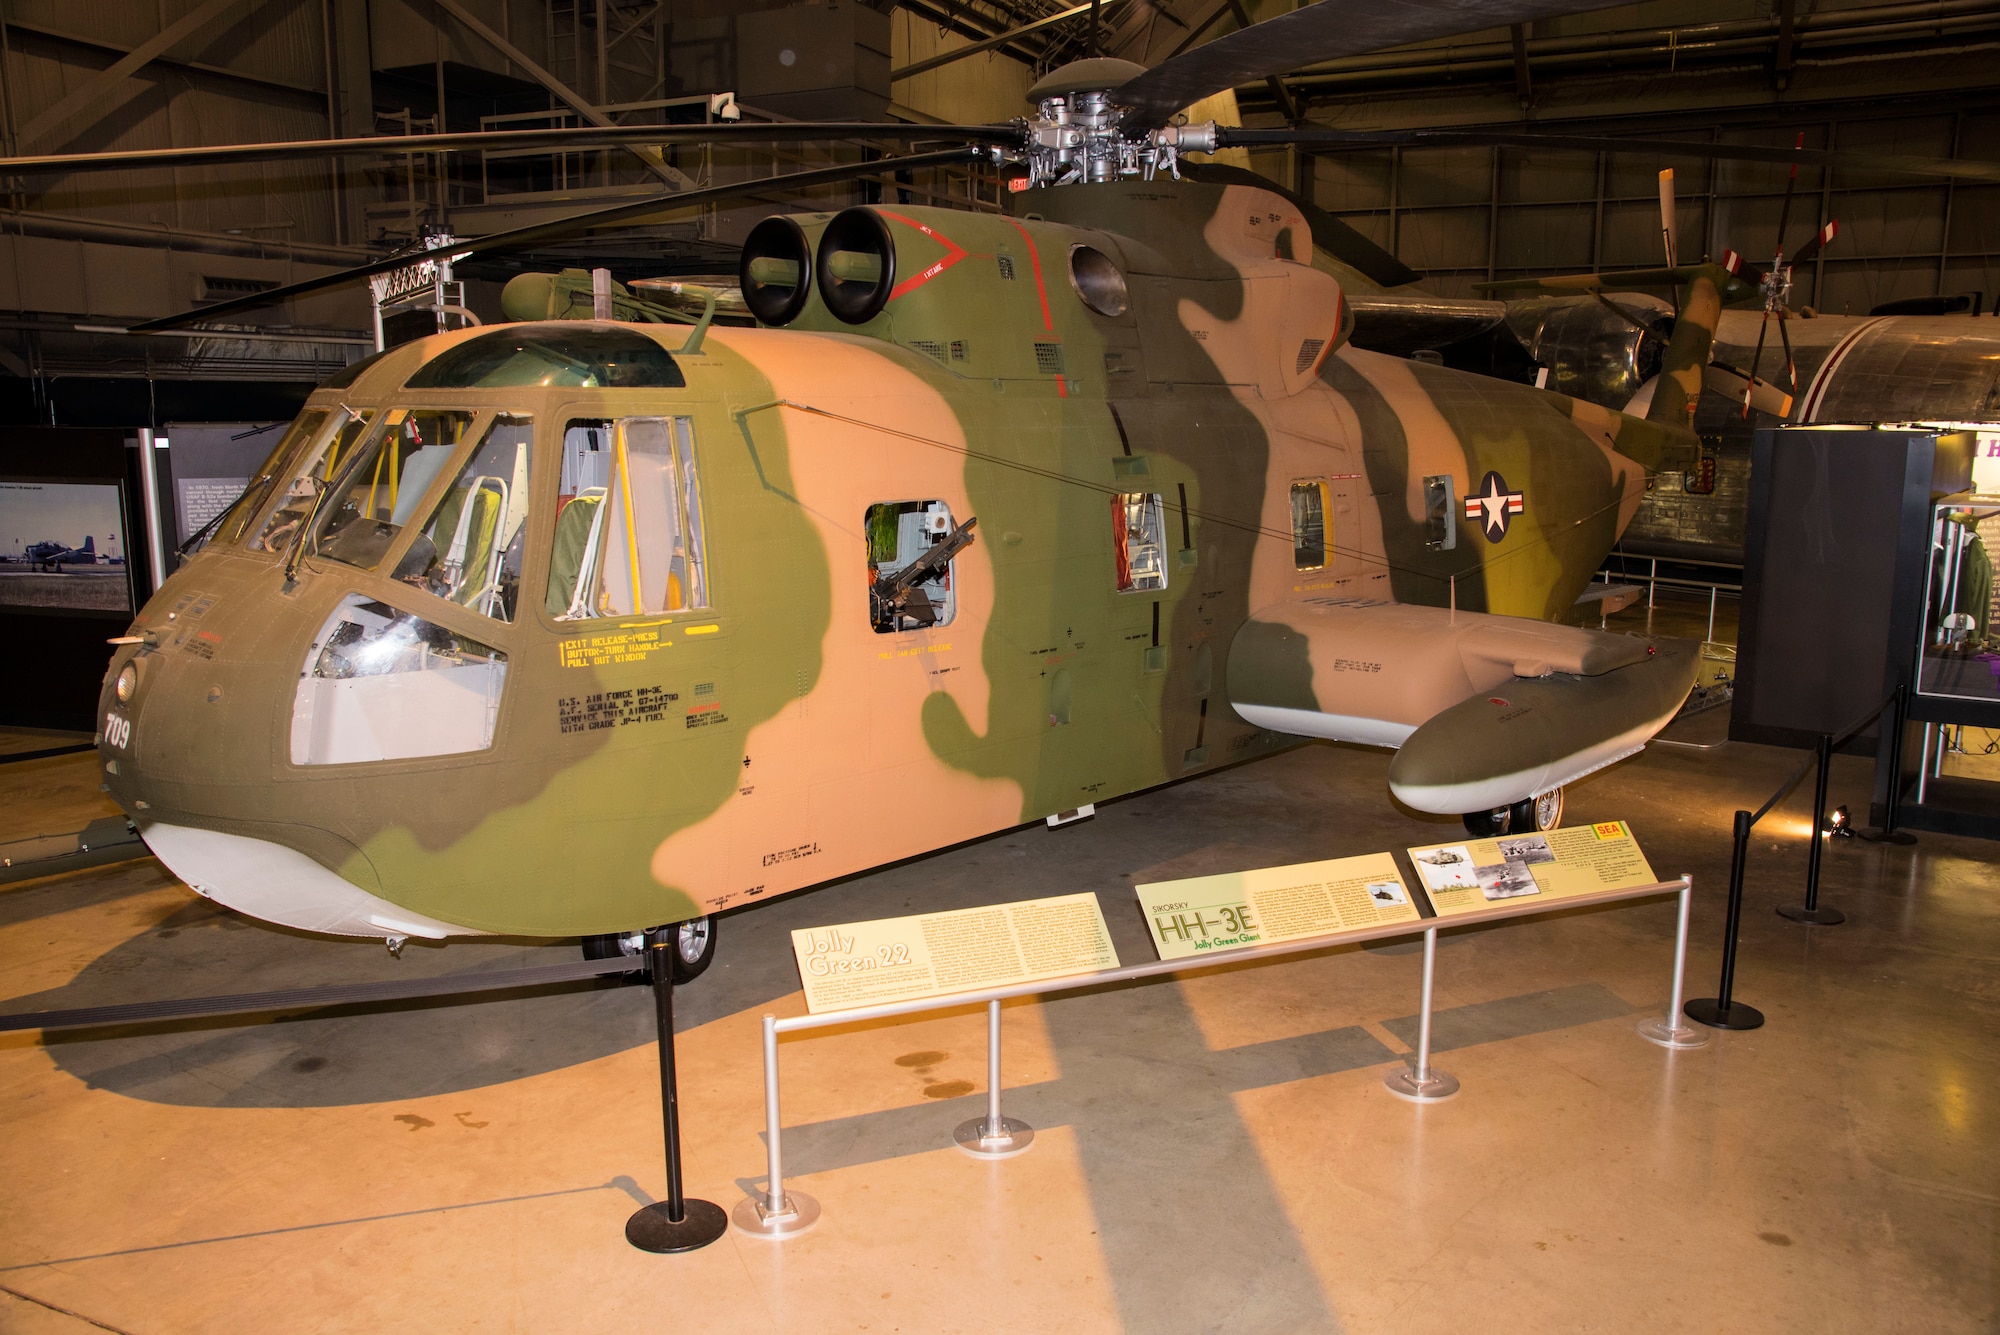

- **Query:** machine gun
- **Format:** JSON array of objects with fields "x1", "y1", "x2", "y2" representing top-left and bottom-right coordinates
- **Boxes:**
[{"x1": 870, "y1": 515, "x2": 976, "y2": 632}]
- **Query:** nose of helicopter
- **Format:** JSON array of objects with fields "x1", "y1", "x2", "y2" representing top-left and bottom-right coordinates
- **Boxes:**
[{"x1": 96, "y1": 561, "x2": 487, "y2": 942}]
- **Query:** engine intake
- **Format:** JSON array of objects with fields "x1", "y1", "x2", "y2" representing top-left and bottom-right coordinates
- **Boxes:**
[
  {"x1": 739, "y1": 215, "x2": 814, "y2": 326},
  {"x1": 816, "y1": 207, "x2": 897, "y2": 326}
]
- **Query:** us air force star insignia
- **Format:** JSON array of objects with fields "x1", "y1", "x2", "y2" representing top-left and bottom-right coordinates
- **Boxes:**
[{"x1": 1463, "y1": 470, "x2": 1524, "y2": 542}]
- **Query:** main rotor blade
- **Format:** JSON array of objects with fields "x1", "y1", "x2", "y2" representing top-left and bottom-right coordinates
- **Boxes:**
[
  {"x1": 1743, "y1": 309, "x2": 1773, "y2": 420},
  {"x1": 1658, "y1": 168, "x2": 1677, "y2": 268},
  {"x1": 1217, "y1": 126, "x2": 2000, "y2": 184},
  {"x1": 1776, "y1": 305, "x2": 1797, "y2": 395},
  {"x1": 125, "y1": 146, "x2": 987, "y2": 334},
  {"x1": 0, "y1": 122, "x2": 1018, "y2": 177},
  {"x1": 1115, "y1": 0, "x2": 1635, "y2": 130}
]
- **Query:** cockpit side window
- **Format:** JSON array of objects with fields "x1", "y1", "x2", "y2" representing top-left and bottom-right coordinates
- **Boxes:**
[
  {"x1": 395, "y1": 415, "x2": 534, "y2": 622},
  {"x1": 252, "y1": 410, "x2": 374, "y2": 553},
  {"x1": 313, "y1": 409, "x2": 476, "y2": 570},
  {"x1": 546, "y1": 416, "x2": 708, "y2": 619}
]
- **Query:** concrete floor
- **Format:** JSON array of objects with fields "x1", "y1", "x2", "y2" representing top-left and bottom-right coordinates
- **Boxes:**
[{"x1": 0, "y1": 593, "x2": 1993, "y2": 1333}]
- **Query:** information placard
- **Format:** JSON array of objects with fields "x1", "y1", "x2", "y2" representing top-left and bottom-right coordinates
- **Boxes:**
[
  {"x1": 791, "y1": 892, "x2": 1119, "y2": 1014},
  {"x1": 1135, "y1": 851, "x2": 1421, "y2": 961},
  {"x1": 1407, "y1": 819, "x2": 1657, "y2": 918}
]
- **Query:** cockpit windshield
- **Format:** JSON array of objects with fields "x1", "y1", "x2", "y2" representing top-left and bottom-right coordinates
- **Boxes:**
[
  {"x1": 212, "y1": 409, "x2": 327, "y2": 548},
  {"x1": 313, "y1": 409, "x2": 475, "y2": 569},
  {"x1": 251, "y1": 409, "x2": 374, "y2": 554}
]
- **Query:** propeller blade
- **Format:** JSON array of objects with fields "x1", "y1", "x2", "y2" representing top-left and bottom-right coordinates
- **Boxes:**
[
  {"x1": 1703, "y1": 362, "x2": 1793, "y2": 419},
  {"x1": 1776, "y1": 305, "x2": 1797, "y2": 394},
  {"x1": 1658, "y1": 168, "x2": 1677, "y2": 268},
  {"x1": 1770, "y1": 132, "x2": 1806, "y2": 269},
  {"x1": 1788, "y1": 219, "x2": 1839, "y2": 267},
  {"x1": 1743, "y1": 308, "x2": 1773, "y2": 420},
  {"x1": 0, "y1": 122, "x2": 1018, "y2": 176},
  {"x1": 1113, "y1": 0, "x2": 1636, "y2": 131},
  {"x1": 1215, "y1": 126, "x2": 2000, "y2": 184},
  {"x1": 1720, "y1": 248, "x2": 1767, "y2": 289},
  {"x1": 124, "y1": 146, "x2": 988, "y2": 334}
]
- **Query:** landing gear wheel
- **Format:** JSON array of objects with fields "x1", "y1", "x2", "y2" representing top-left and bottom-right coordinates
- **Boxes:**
[
  {"x1": 667, "y1": 915, "x2": 717, "y2": 984},
  {"x1": 1508, "y1": 787, "x2": 1565, "y2": 834},
  {"x1": 1462, "y1": 806, "x2": 1512, "y2": 837},
  {"x1": 582, "y1": 930, "x2": 649, "y2": 985},
  {"x1": 580, "y1": 916, "x2": 717, "y2": 985}
]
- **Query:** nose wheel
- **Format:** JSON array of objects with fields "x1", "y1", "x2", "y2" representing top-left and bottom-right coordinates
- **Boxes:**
[
  {"x1": 1461, "y1": 787, "x2": 1564, "y2": 838},
  {"x1": 582, "y1": 914, "x2": 718, "y2": 985}
]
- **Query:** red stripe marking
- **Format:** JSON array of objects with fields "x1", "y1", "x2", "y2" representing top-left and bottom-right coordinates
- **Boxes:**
[
  {"x1": 1005, "y1": 217, "x2": 1054, "y2": 331},
  {"x1": 877, "y1": 209, "x2": 968, "y2": 301}
]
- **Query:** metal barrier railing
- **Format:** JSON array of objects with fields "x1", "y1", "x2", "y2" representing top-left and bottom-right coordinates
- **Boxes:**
[{"x1": 737, "y1": 875, "x2": 1701, "y2": 1239}]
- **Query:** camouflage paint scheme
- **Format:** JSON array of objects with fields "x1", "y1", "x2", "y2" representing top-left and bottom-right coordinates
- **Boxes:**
[{"x1": 98, "y1": 175, "x2": 1707, "y2": 941}]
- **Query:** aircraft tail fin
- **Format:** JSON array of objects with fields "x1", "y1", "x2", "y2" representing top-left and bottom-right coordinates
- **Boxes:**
[{"x1": 81, "y1": 536, "x2": 94, "y2": 553}]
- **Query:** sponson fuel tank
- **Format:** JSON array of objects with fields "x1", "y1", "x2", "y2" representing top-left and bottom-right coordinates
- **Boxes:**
[{"x1": 1226, "y1": 598, "x2": 1695, "y2": 812}]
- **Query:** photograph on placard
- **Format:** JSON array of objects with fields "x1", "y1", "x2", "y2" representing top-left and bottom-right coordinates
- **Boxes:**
[
  {"x1": 1495, "y1": 835, "x2": 1555, "y2": 865},
  {"x1": 1474, "y1": 861, "x2": 1541, "y2": 900},
  {"x1": 1410, "y1": 844, "x2": 1478, "y2": 890},
  {"x1": 1366, "y1": 880, "x2": 1409, "y2": 906}
]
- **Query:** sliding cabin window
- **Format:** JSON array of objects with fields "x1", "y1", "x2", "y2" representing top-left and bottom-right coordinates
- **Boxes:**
[
  {"x1": 1112, "y1": 491, "x2": 1168, "y2": 592},
  {"x1": 251, "y1": 410, "x2": 375, "y2": 554},
  {"x1": 866, "y1": 500, "x2": 960, "y2": 633},
  {"x1": 397, "y1": 415, "x2": 534, "y2": 622},
  {"x1": 1291, "y1": 479, "x2": 1332, "y2": 570},
  {"x1": 313, "y1": 409, "x2": 475, "y2": 569},
  {"x1": 547, "y1": 417, "x2": 708, "y2": 620}
]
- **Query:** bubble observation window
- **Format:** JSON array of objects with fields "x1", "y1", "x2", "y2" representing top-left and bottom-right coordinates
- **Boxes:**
[{"x1": 291, "y1": 595, "x2": 507, "y2": 765}]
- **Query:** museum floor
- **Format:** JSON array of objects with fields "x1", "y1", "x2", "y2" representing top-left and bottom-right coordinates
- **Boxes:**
[{"x1": 1, "y1": 597, "x2": 1993, "y2": 1333}]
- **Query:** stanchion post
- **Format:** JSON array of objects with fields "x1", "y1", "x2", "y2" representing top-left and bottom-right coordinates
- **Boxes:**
[
  {"x1": 1686, "y1": 810, "x2": 1765, "y2": 1030},
  {"x1": 1862, "y1": 684, "x2": 1919, "y2": 845},
  {"x1": 1638, "y1": 875, "x2": 1709, "y2": 1048},
  {"x1": 625, "y1": 930, "x2": 728, "y2": 1253},
  {"x1": 1779, "y1": 733, "x2": 1847, "y2": 925},
  {"x1": 954, "y1": 998, "x2": 1033, "y2": 1157},
  {"x1": 1384, "y1": 927, "x2": 1459, "y2": 1101},
  {"x1": 731, "y1": 1013, "x2": 819, "y2": 1238}
]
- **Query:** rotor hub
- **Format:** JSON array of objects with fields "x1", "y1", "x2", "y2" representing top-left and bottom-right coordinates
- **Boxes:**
[{"x1": 1016, "y1": 60, "x2": 1217, "y2": 190}]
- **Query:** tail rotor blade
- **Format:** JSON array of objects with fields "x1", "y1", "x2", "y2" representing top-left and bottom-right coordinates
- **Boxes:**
[{"x1": 1658, "y1": 168, "x2": 1678, "y2": 267}]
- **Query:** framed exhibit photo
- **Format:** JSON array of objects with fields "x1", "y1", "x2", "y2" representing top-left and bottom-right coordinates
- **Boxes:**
[{"x1": 0, "y1": 479, "x2": 134, "y2": 616}]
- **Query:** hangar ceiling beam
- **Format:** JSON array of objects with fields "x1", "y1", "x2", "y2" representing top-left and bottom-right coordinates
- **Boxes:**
[
  {"x1": 893, "y1": 1, "x2": 1124, "y2": 82},
  {"x1": 429, "y1": 0, "x2": 696, "y2": 193},
  {"x1": 15, "y1": 0, "x2": 256, "y2": 152}
]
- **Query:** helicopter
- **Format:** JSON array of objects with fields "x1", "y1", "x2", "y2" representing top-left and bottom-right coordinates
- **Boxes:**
[{"x1": 50, "y1": 0, "x2": 1891, "y2": 965}]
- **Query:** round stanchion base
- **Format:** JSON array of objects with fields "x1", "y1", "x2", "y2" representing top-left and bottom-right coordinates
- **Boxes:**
[
  {"x1": 952, "y1": 1115, "x2": 1034, "y2": 1159},
  {"x1": 626, "y1": 1198, "x2": 728, "y2": 1253},
  {"x1": 1684, "y1": 997, "x2": 1764, "y2": 1030},
  {"x1": 1636, "y1": 1016, "x2": 1711, "y2": 1049},
  {"x1": 731, "y1": 1189, "x2": 821, "y2": 1239},
  {"x1": 1383, "y1": 1061, "x2": 1460, "y2": 1103},
  {"x1": 1776, "y1": 903, "x2": 1846, "y2": 925},
  {"x1": 1857, "y1": 827, "x2": 1918, "y2": 845}
]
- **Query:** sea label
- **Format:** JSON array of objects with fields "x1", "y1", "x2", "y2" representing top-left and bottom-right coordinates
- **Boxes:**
[
  {"x1": 791, "y1": 892, "x2": 1119, "y2": 1014},
  {"x1": 1407, "y1": 819, "x2": 1658, "y2": 918},
  {"x1": 1136, "y1": 851, "x2": 1420, "y2": 961}
]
